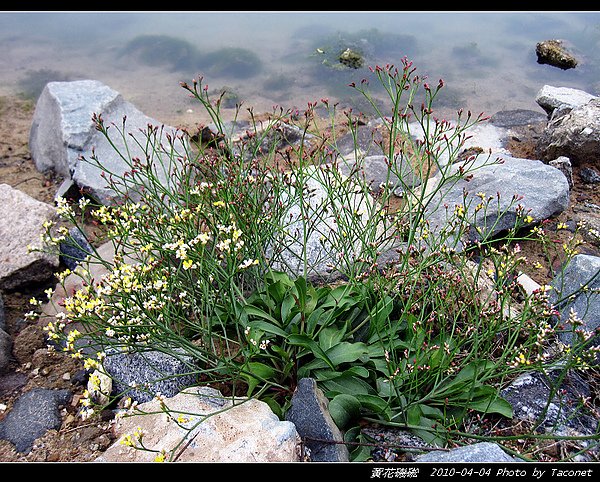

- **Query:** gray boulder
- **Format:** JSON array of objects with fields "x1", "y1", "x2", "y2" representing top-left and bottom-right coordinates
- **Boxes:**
[
  {"x1": 268, "y1": 165, "x2": 389, "y2": 283},
  {"x1": 425, "y1": 154, "x2": 570, "y2": 247},
  {"x1": 102, "y1": 349, "x2": 198, "y2": 403},
  {"x1": 550, "y1": 254, "x2": 600, "y2": 351},
  {"x1": 285, "y1": 378, "x2": 349, "y2": 462},
  {"x1": 537, "y1": 98, "x2": 600, "y2": 166},
  {"x1": 416, "y1": 442, "x2": 517, "y2": 462},
  {"x1": 0, "y1": 388, "x2": 72, "y2": 453},
  {"x1": 336, "y1": 154, "x2": 421, "y2": 195},
  {"x1": 0, "y1": 184, "x2": 59, "y2": 290},
  {"x1": 535, "y1": 85, "x2": 597, "y2": 118},
  {"x1": 29, "y1": 80, "x2": 184, "y2": 205},
  {"x1": 0, "y1": 328, "x2": 11, "y2": 374}
]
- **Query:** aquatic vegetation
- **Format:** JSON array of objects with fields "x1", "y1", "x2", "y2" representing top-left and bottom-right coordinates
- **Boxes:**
[
  {"x1": 211, "y1": 86, "x2": 242, "y2": 109},
  {"x1": 202, "y1": 47, "x2": 263, "y2": 79},
  {"x1": 451, "y1": 42, "x2": 499, "y2": 70},
  {"x1": 18, "y1": 69, "x2": 72, "y2": 100},
  {"x1": 121, "y1": 34, "x2": 200, "y2": 71}
]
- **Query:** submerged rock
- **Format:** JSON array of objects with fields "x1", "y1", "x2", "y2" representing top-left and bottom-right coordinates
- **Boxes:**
[
  {"x1": 536, "y1": 39, "x2": 578, "y2": 70},
  {"x1": 338, "y1": 48, "x2": 364, "y2": 69}
]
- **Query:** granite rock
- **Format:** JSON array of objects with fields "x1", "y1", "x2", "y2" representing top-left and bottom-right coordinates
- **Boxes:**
[{"x1": 0, "y1": 388, "x2": 72, "y2": 453}]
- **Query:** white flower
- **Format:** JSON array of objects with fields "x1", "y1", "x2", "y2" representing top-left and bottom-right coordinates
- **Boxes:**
[{"x1": 239, "y1": 258, "x2": 259, "y2": 270}]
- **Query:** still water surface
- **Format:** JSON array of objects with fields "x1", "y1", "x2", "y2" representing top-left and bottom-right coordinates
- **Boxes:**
[{"x1": 1, "y1": 11, "x2": 600, "y2": 126}]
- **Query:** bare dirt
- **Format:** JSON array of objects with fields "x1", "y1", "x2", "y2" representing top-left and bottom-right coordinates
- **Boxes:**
[{"x1": 0, "y1": 94, "x2": 599, "y2": 463}]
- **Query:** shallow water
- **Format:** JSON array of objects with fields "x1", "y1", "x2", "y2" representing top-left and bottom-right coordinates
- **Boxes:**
[{"x1": 1, "y1": 11, "x2": 600, "y2": 126}]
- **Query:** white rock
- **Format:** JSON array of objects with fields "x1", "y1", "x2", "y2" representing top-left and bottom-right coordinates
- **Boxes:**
[
  {"x1": 535, "y1": 85, "x2": 598, "y2": 116},
  {"x1": 97, "y1": 386, "x2": 301, "y2": 462},
  {"x1": 0, "y1": 184, "x2": 59, "y2": 290}
]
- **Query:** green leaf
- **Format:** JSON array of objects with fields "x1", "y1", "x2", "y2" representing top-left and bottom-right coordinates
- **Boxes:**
[
  {"x1": 318, "y1": 326, "x2": 346, "y2": 352},
  {"x1": 304, "y1": 341, "x2": 368, "y2": 371},
  {"x1": 313, "y1": 366, "x2": 369, "y2": 382},
  {"x1": 329, "y1": 393, "x2": 361, "y2": 429},
  {"x1": 306, "y1": 307, "x2": 327, "y2": 334},
  {"x1": 281, "y1": 293, "x2": 297, "y2": 325},
  {"x1": 355, "y1": 394, "x2": 390, "y2": 416},
  {"x1": 241, "y1": 362, "x2": 276, "y2": 396},
  {"x1": 266, "y1": 278, "x2": 287, "y2": 304},
  {"x1": 247, "y1": 320, "x2": 287, "y2": 338},
  {"x1": 287, "y1": 334, "x2": 334, "y2": 369},
  {"x1": 294, "y1": 276, "x2": 307, "y2": 311},
  {"x1": 322, "y1": 373, "x2": 373, "y2": 396},
  {"x1": 244, "y1": 305, "x2": 280, "y2": 326},
  {"x1": 468, "y1": 395, "x2": 513, "y2": 418},
  {"x1": 419, "y1": 404, "x2": 444, "y2": 420},
  {"x1": 406, "y1": 404, "x2": 422, "y2": 426},
  {"x1": 411, "y1": 423, "x2": 447, "y2": 447}
]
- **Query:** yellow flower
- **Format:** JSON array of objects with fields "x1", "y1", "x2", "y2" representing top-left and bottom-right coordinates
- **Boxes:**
[
  {"x1": 120, "y1": 434, "x2": 135, "y2": 447},
  {"x1": 154, "y1": 450, "x2": 167, "y2": 462},
  {"x1": 213, "y1": 200, "x2": 226, "y2": 208},
  {"x1": 182, "y1": 259, "x2": 194, "y2": 270}
]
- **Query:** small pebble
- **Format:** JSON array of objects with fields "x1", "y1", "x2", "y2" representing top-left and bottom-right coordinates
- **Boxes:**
[{"x1": 62, "y1": 372, "x2": 71, "y2": 381}]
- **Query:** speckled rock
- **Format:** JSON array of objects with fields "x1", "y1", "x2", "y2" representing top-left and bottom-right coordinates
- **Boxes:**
[
  {"x1": 102, "y1": 349, "x2": 198, "y2": 403},
  {"x1": 0, "y1": 388, "x2": 72, "y2": 453}
]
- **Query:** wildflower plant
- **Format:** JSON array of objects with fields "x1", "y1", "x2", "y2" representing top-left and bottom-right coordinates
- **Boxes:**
[{"x1": 32, "y1": 58, "x2": 599, "y2": 461}]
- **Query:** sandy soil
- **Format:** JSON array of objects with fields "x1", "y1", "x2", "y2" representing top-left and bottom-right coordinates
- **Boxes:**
[{"x1": 0, "y1": 93, "x2": 599, "y2": 463}]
